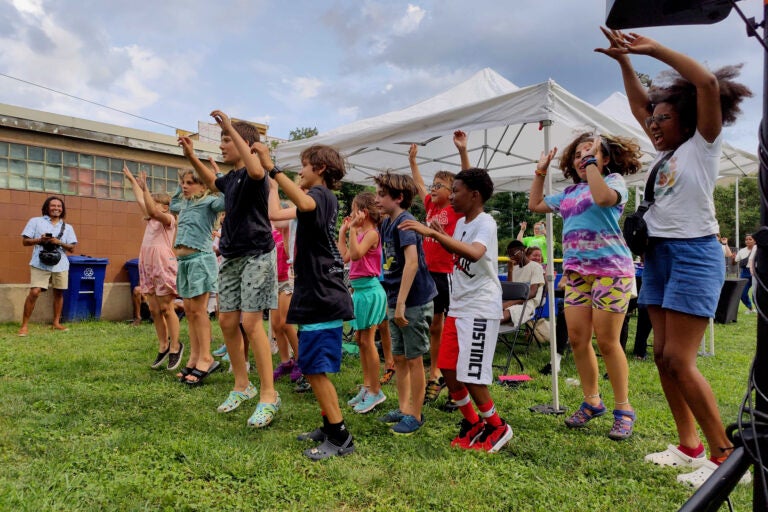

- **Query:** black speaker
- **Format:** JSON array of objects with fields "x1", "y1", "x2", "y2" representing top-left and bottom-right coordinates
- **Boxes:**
[{"x1": 605, "y1": 0, "x2": 736, "y2": 29}]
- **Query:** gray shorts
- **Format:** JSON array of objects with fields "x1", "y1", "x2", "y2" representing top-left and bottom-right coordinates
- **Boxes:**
[
  {"x1": 389, "y1": 302, "x2": 433, "y2": 359},
  {"x1": 218, "y1": 251, "x2": 278, "y2": 313}
]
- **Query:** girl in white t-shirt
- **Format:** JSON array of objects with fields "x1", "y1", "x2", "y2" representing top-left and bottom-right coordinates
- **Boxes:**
[{"x1": 598, "y1": 29, "x2": 752, "y2": 488}]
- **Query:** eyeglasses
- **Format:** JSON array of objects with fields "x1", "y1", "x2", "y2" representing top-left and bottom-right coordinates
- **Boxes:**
[
  {"x1": 430, "y1": 183, "x2": 447, "y2": 191},
  {"x1": 644, "y1": 114, "x2": 672, "y2": 127}
]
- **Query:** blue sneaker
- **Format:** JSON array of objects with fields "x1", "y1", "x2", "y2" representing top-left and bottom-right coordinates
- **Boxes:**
[
  {"x1": 347, "y1": 386, "x2": 368, "y2": 407},
  {"x1": 212, "y1": 344, "x2": 228, "y2": 357},
  {"x1": 377, "y1": 409, "x2": 404, "y2": 424},
  {"x1": 353, "y1": 389, "x2": 386, "y2": 414},
  {"x1": 391, "y1": 414, "x2": 424, "y2": 435}
]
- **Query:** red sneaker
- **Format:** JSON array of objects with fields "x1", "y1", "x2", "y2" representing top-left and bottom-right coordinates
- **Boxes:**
[
  {"x1": 450, "y1": 419, "x2": 485, "y2": 449},
  {"x1": 470, "y1": 421, "x2": 514, "y2": 453}
]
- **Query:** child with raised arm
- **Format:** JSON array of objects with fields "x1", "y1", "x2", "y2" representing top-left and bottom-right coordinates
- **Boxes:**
[
  {"x1": 264, "y1": 144, "x2": 355, "y2": 460},
  {"x1": 178, "y1": 111, "x2": 280, "y2": 427},
  {"x1": 169, "y1": 168, "x2": 224, "y2": 385},
  {"x1": 337, "y1": 192, "x2": 388, "y2": 414},
  {"x1": 529, "y1": 133, "x2": 640, "y2": 441},
  {"x1": 407, "y1": 131, "x2": 465, "y2": 404},
  {"x1": 374, "y1": 172, "x2": 436, "y2": 435},
  {"x1": 400, "y1": 167, "x2": 512, "y2": 452},
  {"x1": 123, "y1": 167, "x2": 182, "y2": 370}
]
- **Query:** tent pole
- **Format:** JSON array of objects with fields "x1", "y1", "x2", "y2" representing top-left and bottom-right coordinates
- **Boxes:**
[
  {"x1": 530, "y1": 120, "x2": 565, "y2": 416},
  {"x1": 735, "y1": 177, "x2": 740, "y2": 255}
]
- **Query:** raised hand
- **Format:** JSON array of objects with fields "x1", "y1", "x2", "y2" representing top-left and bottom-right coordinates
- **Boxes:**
[
  {"x1": 595, "y1": 27, "x2": 659, "y2": 58},
  {"x1": 536, "y1": 147, "x2": 558, "y2": 173},
  {"x1": 250, "y1": 142, "x2": 272, "y2": 167},
  {"x1": 519, "y1": 220, "x2": 527, "y2": 230},
  {"x1": 349, "y1": 210, "x2": 366, "y2": 228},
  {"x1": 208, "y1": 156, "x2": 221, "y2": 175},
  {"x1": 408, "y1": 143, "x2": 418, "y2": 163},
  {"x1": 453, "y1": 130, "x2": 467, "y2": 151},
  {"x1": 122, "y1": 165, "x2": 137, "y2": 182},
  {"x1": 210, "y1": 110, "x2": 232, "y2": 132},
  {"x1": 138, "y1": 171, "x2": 148, "y2": 190},
  {"x1": 178, "y1": 136, "x2": 195, "y2": 158}
]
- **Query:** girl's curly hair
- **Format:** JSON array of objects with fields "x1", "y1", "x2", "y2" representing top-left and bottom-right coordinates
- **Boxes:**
[
  {"x1": 558, "y1": 133, "x2": 642, "y2": 184},
  {"x1": 647, "y1": 64, "x2": 752, "y2": 138}
]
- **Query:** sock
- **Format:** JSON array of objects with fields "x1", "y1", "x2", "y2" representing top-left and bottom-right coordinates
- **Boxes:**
[
  {"x1": 450, "y1": 389, "x2": 480, "y2": 424},
  {"x1": 321, "y1": 412, "x2": 329, "y2": 431},
  {"x1": 478, "y1": 399, "x2": 502, "y2": 428},
  {"x1": 677, "y1": 442, "x2": 705, "y2": 459},
  {"x1": 326, "y1": 420, "x2": 352, "y2": 445}
]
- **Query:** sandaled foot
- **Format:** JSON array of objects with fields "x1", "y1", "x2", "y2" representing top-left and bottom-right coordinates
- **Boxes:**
[
  {"x1": 184, "y1": 361, "x2": 221, "y2": 386},
  {"x1": 607, "y1": 409, "x2": 636, "y2": 440},
  {"x1": 51, "y1": 324, "x2": 68, "y2": 332},
  {"x1": 247, "y1": 393, "x2": 281, "y2": 428},
  {"x1": 176, "y1": 366, "x2": 194, "y2": 382},
  {"x1": 424, "y1": 377, "x2": 446, "y2": 403},
  {"x1": 17, "y1": 328, "x2": 28, "y2": 337},
  {"x1": 303, "y1": 433, "x2": 354, "y2": 460},
  {"x1": 564, "y1": 400, "x2": 607, "y2": 428},
  {"x1": 217, "y1": 383, "x2": 258, "y2": 413}
]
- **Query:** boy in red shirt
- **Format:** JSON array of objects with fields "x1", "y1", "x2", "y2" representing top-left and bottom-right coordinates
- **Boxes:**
[{"x1": 407, "y1": 131, "x2": 467, "y2": 404}]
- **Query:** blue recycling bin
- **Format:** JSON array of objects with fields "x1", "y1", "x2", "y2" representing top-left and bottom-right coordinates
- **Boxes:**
[
  {"x1": 125, "y1": 258, "x2": 140, "y2": 291},
  {"x1": 62, "y1": 256, "x2": 109, "y2": 322}
]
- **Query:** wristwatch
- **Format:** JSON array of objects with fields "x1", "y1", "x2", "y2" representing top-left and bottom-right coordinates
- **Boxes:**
[{"x1": 268, "y1": 165, "x2": 283, "y2": 180}]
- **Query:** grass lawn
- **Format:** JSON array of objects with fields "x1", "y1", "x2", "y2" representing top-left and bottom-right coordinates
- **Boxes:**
[{"x1": 0, "y1": 311, "x2": 759, "y2": 511}]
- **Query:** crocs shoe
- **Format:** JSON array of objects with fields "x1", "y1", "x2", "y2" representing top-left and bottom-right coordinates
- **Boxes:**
[
  {"x1": 564, "y1": 401, "x2": 607, "y2": 428},
  {"x1": 273, "y1": 359, "x2": 295, "y2": 381},
  {"x1": 354, "y1": 389, "x2": 386, "y2": 414},
  {"x1": 347, "y1": 386, "x2": 368, "y2": 407},
  {"x1": 607, "y1": 409, "x2": 636, "y2": 440},
  {"x1": 247, "y1": 393, "x2": 281, "y2": 428},
  {"x1": 303, "y1": 433, "x2": 355, "y2": 461},
  {"x1": 677, "y1": 460, "x2": 752, "y2": 489},
  {"x1": 297, "y1": 427, "x2": 327, "y2": 442},
  {"x1": 451, "y1": 419, "x2": 486, "y2": 449},
  {"x1": 645, "y1": 444, "x2": 707, "y2": 468},
  {"x1": 217, "y1": 383, "x2": 258, "y2": 413}
]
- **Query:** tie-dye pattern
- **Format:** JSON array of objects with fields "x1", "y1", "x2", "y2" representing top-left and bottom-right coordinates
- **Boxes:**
[{"x1": 544, "y1": 173, "x2": 634, "y2": 278}]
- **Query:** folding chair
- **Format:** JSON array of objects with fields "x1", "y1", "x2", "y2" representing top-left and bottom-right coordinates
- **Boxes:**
[
  {"x1": 495, "y1": 281, "x2": 531, "y2": 375},
  {"x1": 523, "y1": 282, "x2": 548, "y2": 351}
]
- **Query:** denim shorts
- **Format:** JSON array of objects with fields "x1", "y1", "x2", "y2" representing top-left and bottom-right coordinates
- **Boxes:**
[
  {"x1": 389, "y1": 302, "x2": 433, "y2": 359},
  {"x1": 639, "y1": 235, "x2": 724, "y2": 318}
]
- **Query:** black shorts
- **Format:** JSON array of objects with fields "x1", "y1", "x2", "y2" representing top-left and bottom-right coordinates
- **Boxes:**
[{"x1": 430, "y1": 271, "x2": 451, "y2": 315}]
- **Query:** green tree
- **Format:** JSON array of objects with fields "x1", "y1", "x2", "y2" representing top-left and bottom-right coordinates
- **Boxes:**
[
  {"x1": 714, "y1": 177, "x2": 762, "y2": 244},
  {"x1": 288, "y1": 126, "x2": 318, "y2": 141}
]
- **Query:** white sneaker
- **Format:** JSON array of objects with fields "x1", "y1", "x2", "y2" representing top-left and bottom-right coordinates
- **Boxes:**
[
  {"x1": 644, "y1": 445, "x2": 707, "y2": 468},
  {"x1": 677, "y1": 460, "x2": 752, "y2": 489}
]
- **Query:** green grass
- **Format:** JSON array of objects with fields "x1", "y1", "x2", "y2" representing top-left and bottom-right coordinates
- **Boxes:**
[{"x1": 0, "y1": 312, "x2": 758, "y2": 511}]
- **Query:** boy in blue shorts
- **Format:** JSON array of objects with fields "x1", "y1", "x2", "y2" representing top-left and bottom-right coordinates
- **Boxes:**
[
  {"x1": 262, "y1": 144, "x2": 355, "y2": 460},
  {"x1": 374, "y1": 172, "x2": 436, "y2": 435},
  {"x1": 178, "y1": 110, "x2": 279, "y2": 428},
  {"x1": 400, "y1": 167, "x2": 513, "y2": 453}
]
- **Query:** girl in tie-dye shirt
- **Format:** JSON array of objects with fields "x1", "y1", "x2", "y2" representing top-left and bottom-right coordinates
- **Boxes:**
[{"x1": 529, "y1": 132, "x2": 641, "y2": 441}]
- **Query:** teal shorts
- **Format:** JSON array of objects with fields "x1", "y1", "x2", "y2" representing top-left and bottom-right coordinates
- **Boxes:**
[
  {"x1": 176, "y1": 252, "x2": 218, "y2": 299},
  {"x1": 218, "y1": 251, "x2": 278, "y2": 313},
  {"x1": 350, "y1": 277, "x2": 387, "y2": 330}
]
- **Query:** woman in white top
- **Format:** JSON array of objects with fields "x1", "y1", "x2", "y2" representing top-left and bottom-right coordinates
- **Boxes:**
[{"x1": 733, "y1": 234, "x2": 756, "y2": 312}]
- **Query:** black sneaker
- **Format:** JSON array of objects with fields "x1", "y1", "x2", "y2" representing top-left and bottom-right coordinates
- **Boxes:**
[
  {"x1": 294, "y1": 376, "x2": 312, "y2": 393},
  {"x1": 151, "y1": 347, "x2": 170, "y2": 369},
  {"x1": 167, "y1": 343, "x2": 184, "y2": 371},
  {"x1": 440, "y1": 398, "x2": 459, "y2": 413}
]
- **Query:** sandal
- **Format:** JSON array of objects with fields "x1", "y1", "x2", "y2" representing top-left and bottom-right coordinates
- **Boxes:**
[
  {"x1": 607, "y1": 409, "x2": 636, "y2": 440},
  {"x1": 217, "y1": 383, "x2": 258, "y2": 413},
  {"x1": 303, "y1": 433, "x2": 355, "y2": 461},
  {"x1": 380, "y1": 368, "x2": 395, "y2": 385},
  {"x1": 184, "y1": 361, "x2": 221, "y2": 386},
  {"x1": 247, "y1": 393, "x2": 281, "y2": 428},
  {"x1": 424, "y1": 377, "x2": 446, "y2": 403},
  {"x1": 176, "y1": 366, "x2": 194, "y2": 382},
  {"x1": 564, "y1": 400, "x2": 607, "y2": 428}
]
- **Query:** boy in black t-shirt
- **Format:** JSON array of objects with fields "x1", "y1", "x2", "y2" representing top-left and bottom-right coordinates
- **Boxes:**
[
  {"x1": 178, "y1": 111, "x2": 279, "y2": 428},
  {"x1": 261, "y1": 143, "x2": 355, "y2": 460}
]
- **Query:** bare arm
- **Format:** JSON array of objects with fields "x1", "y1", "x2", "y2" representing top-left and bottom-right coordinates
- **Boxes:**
[
  {"x1": 399, "y1": 219, "x2": 486, "y2": 262},
  {"x1": 408, "y1": 144, "x2": 427, "y2": 201},
  {"x1": 454, "y1": 130, "x2": 470, "y2": 170},
  {"x1": 211, "y1": 109, "x2": 268, "y2": 180},
  {"x1": 254, "y1": 142, "x2": 316, "y2": 212},
  {"x1": 337, "y1": 218, "x2": 351, "y2": 264},
  {"x1": 139, "y1": 172, "x2": 174, "y2": 226},
  {"x1": 516, "y1": 221, "x2": 527, "y2": 241},
  {"x1": 268, "y1": 176, "x2": 298, "y2": 221},
  {"x1": 394, "y1": 244, "x2": 419, "y2": 327},
  {"x1": 528, "y1": 149, "x2": 557, "y2": 214},
  {"x1": 123, "y1": 166, "x2": 148, "y2": 217},
  {"x1": 582, "y1": 141, "x2": 620, "y2": 207},
  {"x1": 348, "y1": 212, "x2": 379, "y2": 261},
  {"x1": 178, "y1": 136, "x2": 219, "y2": 192}
]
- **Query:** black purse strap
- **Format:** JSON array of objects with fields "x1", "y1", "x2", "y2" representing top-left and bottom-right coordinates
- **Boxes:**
[
  {"x1": 638, "y1": 152, "x2": 674, "y2": 212},
  {"x1": 55, "y1": 221, "x2": 66, "y2": 241}
]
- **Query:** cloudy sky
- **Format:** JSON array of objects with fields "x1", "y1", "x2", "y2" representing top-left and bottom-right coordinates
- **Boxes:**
[{"x1": 0, "y1": 0, "x2": 764, "y2": 152}]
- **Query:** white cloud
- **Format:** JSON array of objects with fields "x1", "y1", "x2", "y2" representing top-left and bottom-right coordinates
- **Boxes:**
[
  {"x1": 286, "y1": 76, "x2": 324, "y2": 100},
  {"x1": 393, "y1": 4, "x2": 426, "y2": 35}
]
